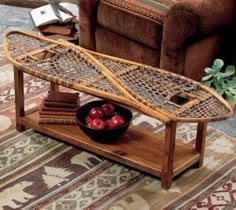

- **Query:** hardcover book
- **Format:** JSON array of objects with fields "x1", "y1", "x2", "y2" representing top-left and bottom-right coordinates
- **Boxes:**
[
  {"x1": 40, "y1": 100, "x2": 78, "y2": 112},
  {"x1": 45, "y1": 91, "x2": 79, "y2": 103},
  {"x1": 44, "y1": 101, "x2": 77, "y2": 108},
  {"x1": 39, "y1": 118, "x2": 77, "y2": 125},
  {"x1": 37, "y1": 24, "x2": 74, "y2": 35},
  {"x1": 30, "y1": 3, "x2": 78, "y2": 27}
]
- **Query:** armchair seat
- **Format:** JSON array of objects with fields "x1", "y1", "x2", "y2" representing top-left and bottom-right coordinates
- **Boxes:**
[{"x1": 79, "y1": 0, "x2": 235, "y2": 81}]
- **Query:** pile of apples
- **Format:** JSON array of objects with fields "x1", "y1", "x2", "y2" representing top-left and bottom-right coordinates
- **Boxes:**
[{"x1": 85, "y1": 103, "x2": 125, "y2": 129}]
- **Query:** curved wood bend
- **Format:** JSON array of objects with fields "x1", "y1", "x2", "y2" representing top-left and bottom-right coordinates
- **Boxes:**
[{"x1": 3, "y1": 30, "x2": 233, "y2": 124}]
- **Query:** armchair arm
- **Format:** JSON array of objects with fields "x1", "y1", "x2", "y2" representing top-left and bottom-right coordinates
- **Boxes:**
[
  {"x1": 79, "y1": 0, "x2": 98, "y2": 50},
  {"x1": 160, "y1": 0, "x2": 236, "y2": 75}
]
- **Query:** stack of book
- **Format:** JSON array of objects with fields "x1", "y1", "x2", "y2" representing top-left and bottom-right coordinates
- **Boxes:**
[
  {"x1": 30, "y1": 2, "x2": 79, "y2": 43},
  {"x1": 39, "y1": 91, "x2": 80, "y2": 125}
]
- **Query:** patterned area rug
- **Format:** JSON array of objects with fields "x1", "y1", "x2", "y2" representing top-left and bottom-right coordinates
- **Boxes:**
[{"x1": 0, "y1": 45, "x2": 236, "y2": 210}]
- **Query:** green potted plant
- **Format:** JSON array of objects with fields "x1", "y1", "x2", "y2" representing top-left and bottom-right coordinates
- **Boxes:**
[{"x1": 202, "y1": 59, "x2": 236, "y2": 107}]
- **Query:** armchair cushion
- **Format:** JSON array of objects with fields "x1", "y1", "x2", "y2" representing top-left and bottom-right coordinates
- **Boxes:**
[
  {"x1": 97, "y1": 0, "x2": 177, "y2": 49},
  {"x1": 95, "y1": 26, "x2": 161, "y2": 66}
]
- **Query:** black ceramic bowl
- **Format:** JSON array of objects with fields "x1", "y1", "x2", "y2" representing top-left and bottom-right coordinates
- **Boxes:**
[{"x1": 76, "y1": 100, "x2": 132, "y2": 142}]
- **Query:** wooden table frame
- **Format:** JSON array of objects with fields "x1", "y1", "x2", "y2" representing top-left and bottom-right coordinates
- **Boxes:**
[{"x1": 14, "y1": 67, "x2": 207, "y2": 189}]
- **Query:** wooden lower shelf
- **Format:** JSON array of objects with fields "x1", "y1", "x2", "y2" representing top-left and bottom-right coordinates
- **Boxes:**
[{"x1": 19, "y1": 111, "x2": 200, "y2": 177}]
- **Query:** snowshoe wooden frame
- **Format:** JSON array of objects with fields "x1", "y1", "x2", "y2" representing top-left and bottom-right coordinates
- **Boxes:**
[{"x1": 3, "y1": 31, "x2": 233, "y2": 189}]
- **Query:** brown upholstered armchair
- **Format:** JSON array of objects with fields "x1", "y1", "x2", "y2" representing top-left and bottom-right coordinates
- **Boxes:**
[{"x1": 79, "y1": 0, "x2": 235, "y2": 81}]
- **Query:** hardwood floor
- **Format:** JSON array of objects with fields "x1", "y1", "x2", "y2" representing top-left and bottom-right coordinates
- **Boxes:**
[
  {"x1": 0, "y1": 24, "x2": 7, "y2": 34},
  {"x1": 0, "y1": 5, "x2": 34, "y2": 43},
  {"x1": 0, "y1": 5, "x2": 33, "y2": 27}
]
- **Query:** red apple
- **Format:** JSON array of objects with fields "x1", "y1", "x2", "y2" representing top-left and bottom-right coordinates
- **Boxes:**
[
  {"x1": 101, "y1": 103, "x2": 115, "y2": 116},
  {"x1": 108, "y1": 115, "x2": 125, "y2": 128},
  {"x1": 89, "y1": 107, "x2": 104, "y2": 119},
  {"x1": 88, "y1": 118, "x2": 105, "y2": 129},
  {"x1": 85, "y1": 115, "x2": 93, "y2": 125},
  {"x1": 105, "y1": 119, "x2": 111, "y2": 128}
]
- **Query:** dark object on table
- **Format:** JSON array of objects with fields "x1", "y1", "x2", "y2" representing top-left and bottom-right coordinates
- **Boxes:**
[{"x1": 76, "y1": 100, "x2": 132, "y2": 142}]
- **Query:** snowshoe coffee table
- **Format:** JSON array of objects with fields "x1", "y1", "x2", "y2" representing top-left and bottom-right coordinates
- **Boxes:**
[{"x1": 3, "y1": 31, "x2": 233, "y2": 189}]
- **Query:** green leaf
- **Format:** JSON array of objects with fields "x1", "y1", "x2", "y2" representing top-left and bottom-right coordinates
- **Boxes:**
[
  {"x1": 204, "y1": 67, "x2": 213, "y2": 74},
  {"x1": 203, "y1": 80, "x2": 213, "y2": 87},
  {"x1": 221, "y1": 79, "x2": 226, "y2": 88},
  {"x1": 204, "y1": 67, "x2": 218, "y2": 76},
  {"x1": 216, "y1": 87, "x2": 224, "y2": 96},
  {"x1": 228, "y1": 78, "x2": 236, "y2": 88},
  {"x1": 212, "y1": 59, "x2": 224, "y2": 71},
  {"x1": 222, "y1": 65, "x2": 235, "y2": 77},
  {"x1": 225, "y1": 91, "x2": 234, "y2": 103},
  {"x1": 214, "y1": 79, "x2": 222, "y2": 90},
  {"x1": 216, "y1": 74, "x2": 223, "y2": 82},
  {"x1": 202, "y1": 75, "x2": 212, "y2": 82},
  {"x1": 228, "y1": 87, "x2": 236, "y2": 95},
  {"x1": 226, "y1": 65, "x2": 235, "y2": 73}
]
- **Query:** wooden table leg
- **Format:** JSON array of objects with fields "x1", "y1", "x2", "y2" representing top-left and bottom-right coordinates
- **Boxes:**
[
  {"x1": 194, "y1": 122, "x2": 207, "y2": 168},
  {"x1": 14, "y1": 67, "x2": 26, "y2": 131},
  {"x1": 50, "y1": 82, "x2": 59, "y2": 92},
  {"x1": 161, "y1": 121, "x2": 177, "y2": 189}
]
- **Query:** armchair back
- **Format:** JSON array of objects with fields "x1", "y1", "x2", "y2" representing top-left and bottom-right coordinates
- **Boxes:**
[{"x1": 79, "y1": 0, "x2": 236, "y2": 81}]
